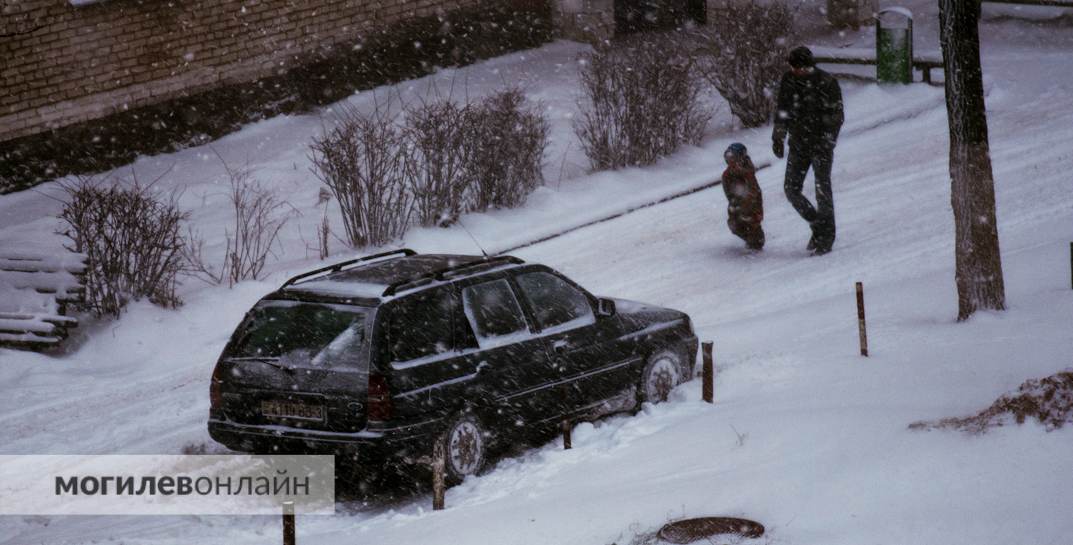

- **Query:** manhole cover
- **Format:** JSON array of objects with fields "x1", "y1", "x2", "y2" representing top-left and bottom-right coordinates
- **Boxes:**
[{"x1": 657, "y1": 517, "x2": 765, "y2": 544}]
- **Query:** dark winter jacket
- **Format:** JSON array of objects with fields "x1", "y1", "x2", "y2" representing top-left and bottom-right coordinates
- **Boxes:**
[
  {"x1": 721, "y1": 159, "x2": 763, "y2": 224},
  {"x1": 773, "y1": 68, "x2": 844, "y2": 146}
]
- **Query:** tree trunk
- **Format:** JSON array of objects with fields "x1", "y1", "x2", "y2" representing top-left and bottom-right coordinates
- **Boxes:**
[{"x1": 938, "y1": 0, "x2": 1006, "y2": 321}]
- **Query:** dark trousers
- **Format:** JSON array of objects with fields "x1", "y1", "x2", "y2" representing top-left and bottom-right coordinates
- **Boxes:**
[{"x1": 784, "y1": 139, "x2": 836, "y2": 248}]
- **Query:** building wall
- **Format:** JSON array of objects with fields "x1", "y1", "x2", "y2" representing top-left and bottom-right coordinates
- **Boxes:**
[
  {"x1": 0, "y1": 0, "x2": 483, "y2": 143},
  {"x1": 553, "y1": 0, "x2": 614, "y2": 43}
]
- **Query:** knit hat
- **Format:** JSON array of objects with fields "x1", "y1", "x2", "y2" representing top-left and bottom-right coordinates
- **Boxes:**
[
  {"x1": 788, "y1": 46, "x2": 815, "y2": 68},
  {"x1": 725, "y1": 142, "x2": 748, "y2": 160}
]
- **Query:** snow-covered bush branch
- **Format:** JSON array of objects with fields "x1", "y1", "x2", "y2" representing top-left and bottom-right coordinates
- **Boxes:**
[
  {"x1": 186, "y1": 158, "x2": 292, "y2": 286},
  {"x1": 575, "y1": 34, "x2": 711, "y2": 171},
  {"x1": 58, "y1": 175, "x2": 188, "y2": 317},
  {"x1": 463, "y1": 88, "x2": 549, "y2": 211},
  {"x1": 310, "y1": 102, "x2": 414, "y2": 248},
  {"x1": 693, "y1": 0, "x2": 796, "y2": 128},
  {"x1": 404, "y1": 99, "x2": 471, "y2": 227},
  {"x1": 310, "y1": 88, "x2": 547, "y2": 248}
]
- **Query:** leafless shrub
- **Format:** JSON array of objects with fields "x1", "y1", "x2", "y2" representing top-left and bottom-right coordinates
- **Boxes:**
[
  {"x1": 58, "y1": 175, "x2": 187, "y2": 317},
  {"x1": 293, "y1": 203, "x2": 336, "y2": 262},
  {"x1": 693, "y1": 0, "x2": 797, "y2": 128},
  {"x1": 222, "y1": 163, "x2": 290, "y2": 285},
  {"x1": 575, "y1": 34, "x2": 711, "y2": 171},
  {"x1": 186, "y1": 159, "x2": 291, "y2": 286},
  {"x1": 404, "y1": 99, "x2": 471, "y2": 226},
  {"x1": 310, "y1": 101, "x2": 413, "y2": 248},
  {"x1": 910, "y1": 370, "x2": 1073, "y2": 433},
  {"x1": 182, "y1": 229, "x2": 218, "y2": 285},
  {"x1": 317, "y1": 212, "x2": 331, "y2": 260},
  {"x1": 463, "y1": 88, "x2": 549, "y2": 211}
]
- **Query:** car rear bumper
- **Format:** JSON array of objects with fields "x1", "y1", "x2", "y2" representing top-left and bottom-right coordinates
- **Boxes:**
[{"x1": 207, "y1": 417, "x2": 444, "y2": 465}]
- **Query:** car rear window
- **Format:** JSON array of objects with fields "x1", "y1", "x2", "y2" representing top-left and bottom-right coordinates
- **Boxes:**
[{"x1": 231, "y1": 300, "x2": 366, "y2": 368}]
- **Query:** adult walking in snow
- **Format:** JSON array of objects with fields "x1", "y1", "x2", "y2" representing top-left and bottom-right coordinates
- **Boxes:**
[
  {"x1": 772, "y1": 46, "x2": 844, "y2": 255},
  {"x1": 720, "y1": 143, "x2": 765, "y2": 251}
]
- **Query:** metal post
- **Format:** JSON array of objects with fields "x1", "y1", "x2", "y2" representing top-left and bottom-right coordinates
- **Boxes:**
[
  {"x1": 282, "y1": 501, "x2": 295, "y2": 545},
  {"x1": 562, "y1": 420, "x2": 572, "y2": 450},
  {"x1": 856, "y1": 282, "x2": 869, "y2": 357},
  {"x1": 876, "y1": 8, "x2": 913, "y2": 84},
  {"x1": 432, "y1": 440, "x2": 446, "y2": 511},
  {"x1": 701, "y1": 342, "x2": 714, "y2": 404}
]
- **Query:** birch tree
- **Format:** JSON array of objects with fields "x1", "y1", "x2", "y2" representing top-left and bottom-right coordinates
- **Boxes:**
[{"x1": 938, "y1": 0, "x2": 1006, "y2": 321}]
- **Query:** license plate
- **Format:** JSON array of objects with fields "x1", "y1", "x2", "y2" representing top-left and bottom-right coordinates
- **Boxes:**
[{"x1": 261, "y1": 399, "x2": 324, "y2": 422}]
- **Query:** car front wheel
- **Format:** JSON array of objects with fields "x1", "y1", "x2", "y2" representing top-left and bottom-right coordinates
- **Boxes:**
[{"x1": 641, "y1": 350, "x2": 683, "y2": 404}]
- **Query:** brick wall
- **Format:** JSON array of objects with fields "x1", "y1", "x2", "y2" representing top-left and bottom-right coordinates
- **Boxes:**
[
  {"x1": 0, "y1": 0, "x2": 485, "y2": 143},
  {"x1": 553, "y1": 0, "x2": 615, "y2": 43}
]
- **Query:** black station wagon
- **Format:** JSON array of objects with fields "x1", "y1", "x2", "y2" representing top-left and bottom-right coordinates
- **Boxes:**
[{"x1": 208, "y1": 250, "x2": 697, "y2": 483}]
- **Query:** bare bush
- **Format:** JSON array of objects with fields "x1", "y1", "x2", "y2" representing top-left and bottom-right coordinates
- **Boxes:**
[
  {"x1": 463, "y1": 89, "x2": 549, "y2": 211},
  {"x1": 575, "y1": 34, "x2": 711, "y2": 171},
  {"x1": 310, "y1": 102, "x2": 413, "y2": 248},
  {"x1": 693, "y1": 1, "x2": 797, "y2": 128},
  {"x1": 910, "y1": 370, "x2": 1073, "y2": 433},
  {"x1": 404, "y1": 99, "x2": 471, "y2": 226},
  {"x1": 310, "y1": 88, "x2": 547, "y2": 245},
  {"x1": 187, "y1": 159, "x2": 291, "y2": 286},
  {"x1": 58, "y1": 175, "x2": 187, "y2": 317},
  {"x1": 317, "y1": 212, "x2": 331, "y2": 260}
]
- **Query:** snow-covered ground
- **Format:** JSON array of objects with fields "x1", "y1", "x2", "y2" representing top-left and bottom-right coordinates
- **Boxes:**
[{"x1": 2, "y1": 1, "x2": 1072, "y2": 543}]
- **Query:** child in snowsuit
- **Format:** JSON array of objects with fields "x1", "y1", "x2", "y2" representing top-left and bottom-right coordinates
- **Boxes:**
[{"x1": 721, "y1": 143, "x2": 765, "y2": 250}]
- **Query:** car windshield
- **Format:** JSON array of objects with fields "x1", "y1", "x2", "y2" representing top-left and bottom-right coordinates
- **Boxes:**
[{"x1": 231, "y1": 300, "x2": 367, "y2": 368}]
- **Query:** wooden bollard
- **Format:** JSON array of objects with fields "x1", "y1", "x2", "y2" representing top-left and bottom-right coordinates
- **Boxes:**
[
  {"x1": 562, "y1": 420, "x2": 572, "y2": 450},
  {"x1": 432, "y1": 440, "x2": 446, "y2": 511},
  {"x1": 282, "y1": 501, "x2": 295, "y2": 545},
  {"x1": 856, "y1": 282, "x2": 869, "y2": 357},
  {"x1": 701, "y1": 342, "x2": 714, "y2": 404}
]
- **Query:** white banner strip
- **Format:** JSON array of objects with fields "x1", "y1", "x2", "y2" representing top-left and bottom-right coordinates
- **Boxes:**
[{"x1": 0, "y1": 455, "x2": 335, "y2": 515}]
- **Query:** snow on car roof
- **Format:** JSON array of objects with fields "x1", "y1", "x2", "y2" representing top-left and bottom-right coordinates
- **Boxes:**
[
  {"x1": 328, "y1": 254, "x2": 487, "y2": 286},
  {"x1": 283, "y1": 279, "x2": 390, "y2": 300},
  {"x1": 281, "y1": 254, "x2": 524, "y2": 301}
]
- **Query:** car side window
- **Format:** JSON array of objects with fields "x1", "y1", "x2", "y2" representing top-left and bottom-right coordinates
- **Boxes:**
[
  {"x1": 387, "y1": 288, "x2": 456, "y2": 363},
  {"x1": 514, "y1": 271, "x2": 595, "y2": 333},
  {"x1": 461, "y1": 279, "x2": 530, "y2": 347}
]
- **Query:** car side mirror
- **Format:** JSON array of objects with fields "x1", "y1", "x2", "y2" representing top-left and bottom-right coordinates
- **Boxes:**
[{"x1": 596, "y1": 298, "x2": 616, "y2": 318}]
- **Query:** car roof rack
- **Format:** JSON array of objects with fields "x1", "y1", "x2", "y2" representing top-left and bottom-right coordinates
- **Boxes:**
[
  {"x1": 281, "y1": 249, "x2": 417, "y2": 288},
  {"x1": 381, "y1": 255, "x2": 524, "y2": 296}
]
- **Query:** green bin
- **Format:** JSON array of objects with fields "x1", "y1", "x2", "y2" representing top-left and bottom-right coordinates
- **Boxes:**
[{"x1": 876, "y1": 7, "x2": 913, "y2": 84}]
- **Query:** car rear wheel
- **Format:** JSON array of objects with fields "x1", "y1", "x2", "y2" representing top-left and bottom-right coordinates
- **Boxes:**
[
  {"x1": 441, "y1": 413, "x2": 487, "y2": 484},
  {"x1": 641, "y1": 350, "x2": 683, "y2": 404}
]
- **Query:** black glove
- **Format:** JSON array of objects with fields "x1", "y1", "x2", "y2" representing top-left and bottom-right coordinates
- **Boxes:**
[
  {"x1": 826, "y1": 126, "x2": 841, "y2": 147},
  {"x1": 772, "y1": 138, "x2": 785, "y2": 159}
]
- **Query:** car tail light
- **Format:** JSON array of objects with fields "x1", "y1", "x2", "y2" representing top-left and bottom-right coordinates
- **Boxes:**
[
  {"x1": 367, "y1": 374, "x2": 393, "y2": 421},
  {"x1": 210, "y1": 364, "x2": 224, "y2": 409}
]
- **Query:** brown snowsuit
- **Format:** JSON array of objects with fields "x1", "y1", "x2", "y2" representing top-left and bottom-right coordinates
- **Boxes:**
[{"x1": 721, "y1": 157, "x2": 765, "y2": 250}]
